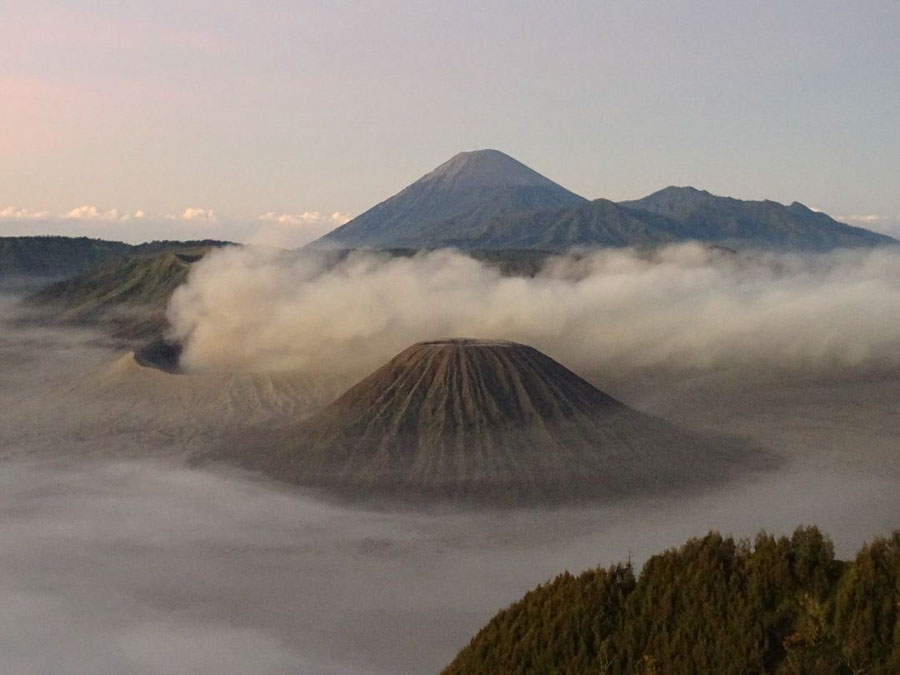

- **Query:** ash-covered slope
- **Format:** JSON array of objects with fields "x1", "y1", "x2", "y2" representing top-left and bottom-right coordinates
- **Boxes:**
[
  {"x1": 312, "y1": 150, "x2": 586, "y2": 249},
  {"x1": 222, "y1": 339, "x2": 773, "y2": 504}
]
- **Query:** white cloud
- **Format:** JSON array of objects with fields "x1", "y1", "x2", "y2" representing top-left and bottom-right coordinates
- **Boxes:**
[
  {"x1": 248, "y1": 210, "x2": 350, "y2": 247},
  {"x1": 258, "y1": 211, "x2": 322, "y2": 226},
  {"x1": 0, "y1": 206, "x2": 50, "y2": 220},
  {"x1": 63, "y1": 205, "x2": 150, "y2": 221},
  {"x1": 65, "y1": 205, "x2": 121, "y2": 221},
  {"x1": 170, "y1": 208, "x2": 217, "y2": 223},
  {"x1": 839, "y1": 214, "x2": 884, "y2": 224},
  {"x1": 258, "y1": 211, "x2": 350, "y2": 227}
]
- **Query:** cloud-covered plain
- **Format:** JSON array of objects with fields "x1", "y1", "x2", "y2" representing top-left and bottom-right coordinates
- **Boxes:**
[{"x1": 167, "y1": 244, "x2": 900, "y2": 379}]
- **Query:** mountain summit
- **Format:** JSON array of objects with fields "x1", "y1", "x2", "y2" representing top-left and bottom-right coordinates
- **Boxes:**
[
  {"x1": 216, "y1": 338, "x2": 772, "y2": 504},
  {"x1": 414, "y1": 149, "x2": 568, "y2": 190},
  {"x1": 311, "y1": 150, "x2": 586, "y2": 249}
]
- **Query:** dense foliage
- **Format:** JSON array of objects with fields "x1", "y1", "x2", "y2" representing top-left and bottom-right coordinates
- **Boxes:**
[{"x1": 445, "y1": 528, "x2": 900, "y2": 674}]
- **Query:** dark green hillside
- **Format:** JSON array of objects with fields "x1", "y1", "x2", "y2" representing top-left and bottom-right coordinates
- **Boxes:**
[
  {"x1": 28, "y1": 247, "x2": 223, "y2": 340},
  {"x1": 0, "y1": 236, "x2": 131, "y2": 280},
  {"x1": 0, "y1": 235, "x2": 230, "y2": 281},
  {"x1": 445, "y1": 528, "x2": 900, "y2": 674}
]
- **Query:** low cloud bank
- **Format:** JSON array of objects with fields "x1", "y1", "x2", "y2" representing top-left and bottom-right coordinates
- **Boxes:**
[{"x1": 167, "y1": 244, "x2": 900, "y2": 378}]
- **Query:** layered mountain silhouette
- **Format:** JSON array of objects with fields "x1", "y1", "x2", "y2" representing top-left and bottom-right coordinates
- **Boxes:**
[
  {"x1": 439, "y1": 188, "x2": 895, "y2": 251},
  {"x1": 310, "y1": 150, "x2": 894, "y2": 252},
  {"x1": 0, "y1": 235, "x2": 229, "y2": 281},
  {"x1": 213, "y1": 339, "x2": 773, "y2": 504},
  {"x1": 313, "y1": 149, "x2": 587, "y2": 249},
  {"x1": 620, "y1": 186, "x2": 895, "y2": 250}
]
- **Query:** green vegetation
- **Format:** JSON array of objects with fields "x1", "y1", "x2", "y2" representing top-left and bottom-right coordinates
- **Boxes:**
[
  {"x1": 0, "y1": 236, "x2": 131, "y2": 280},
  {"x1": 0, "y1": 235, "x2": 229, "y2": 280},
  {"x1": 445, "y1": 528, "x2": 900, "y2": 674},
  {"x1": 28, "y1": 247, "x2": 222, "y2": 340}
]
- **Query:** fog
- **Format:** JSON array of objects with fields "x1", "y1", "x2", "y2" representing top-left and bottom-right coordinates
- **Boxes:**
[
  {"x1": 2, "y1": 244, "x2": 900, "y2": 674},
  {"x1": 169, "y1": 244, "x2": 900, "y2": 380}
]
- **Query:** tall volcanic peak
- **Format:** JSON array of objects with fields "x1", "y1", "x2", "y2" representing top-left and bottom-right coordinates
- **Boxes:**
[
  {"x1": 215, "y1": 339, "x2": 774, "y2": 505},
  {"x1": 416, "y1": 149, "x2": 570, "y2": 190},
  {"x1": 311, "y1": 150, "x2": 586, "y2": 249}
]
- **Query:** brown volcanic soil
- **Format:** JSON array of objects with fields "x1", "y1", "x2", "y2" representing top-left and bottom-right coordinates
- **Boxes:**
[{"x1": 214, "y1": 339, "x2": 775, "y2": 505}]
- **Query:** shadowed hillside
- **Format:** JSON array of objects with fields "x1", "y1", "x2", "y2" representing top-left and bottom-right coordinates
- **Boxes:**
[
  {"x1": 27, "y1": 247, "x2": 227, "y2": 341},
  {"x1": 445, "y1": 527, "x2": 900, "y2": 674},
  {"x1": 438, "y1": 198, "x2": 688, "y2": 250},
  {"x1": 212, "y1": 339, "x2": 774, "y2": 504},
  {"x1": 0, "y1": 235, "x2": 230, "y2": 282},
  {"x1": 434, "y1": 190, "x2": 896, "y2": 252},
  {"x1": 620, "y1": 186, "x2": 895, "y2": 251}
]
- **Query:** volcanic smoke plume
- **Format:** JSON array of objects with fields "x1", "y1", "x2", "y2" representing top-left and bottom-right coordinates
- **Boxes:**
[{"x1": 167, "y1": 244, "x2": 900, "y2": 381}]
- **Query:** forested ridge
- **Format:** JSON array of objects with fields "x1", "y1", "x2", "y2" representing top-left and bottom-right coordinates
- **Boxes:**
[{"x1": 444, "y1": 528, "x2": 899, "y2": 674}]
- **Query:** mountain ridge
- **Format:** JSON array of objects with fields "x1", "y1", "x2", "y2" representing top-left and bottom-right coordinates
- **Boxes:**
[
  {"x1": 312, "y1": 150, "x2": 894, "y2": 252},
  {"x1": 619, "y1": 185, "x2": 894, "y2": 250},
  {"x1": 0, "y1": 235, "x2": 231, "y2": 282}
]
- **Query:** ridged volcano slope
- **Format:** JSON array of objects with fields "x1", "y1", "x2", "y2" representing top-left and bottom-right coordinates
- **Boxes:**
[
  {"x1": 312, "y1": 150, "x2": 586, "y2": 249},
  {"x1": 220, "y1": 339, "x2": 774, "y2": 504}
]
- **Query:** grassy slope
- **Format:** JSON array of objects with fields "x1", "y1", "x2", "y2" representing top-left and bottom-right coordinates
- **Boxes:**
[
  {"x1": 0, "y1": 235, "x2": 230, "y2": 280},
  {"x1": 28, "y1": 248, "x2": 216, "y2": 340}
]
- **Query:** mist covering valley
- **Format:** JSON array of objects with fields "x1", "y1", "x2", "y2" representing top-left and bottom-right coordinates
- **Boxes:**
[{"x1": 2, "y1": 242, "x2": 900, "y2": 673}]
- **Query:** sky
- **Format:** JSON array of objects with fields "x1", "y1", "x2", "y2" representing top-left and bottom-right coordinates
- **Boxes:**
[{"x1": 1, "y1": 0, "x2": 898, "y2": 245}]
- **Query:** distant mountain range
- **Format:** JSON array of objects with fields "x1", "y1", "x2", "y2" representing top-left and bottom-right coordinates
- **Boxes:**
[
  {"x1": 311, "y1": 150, "x2": 895, "y2": 252},
  {"x1": 0, "y1": 236, "x2": 230, "y2": 281}
]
